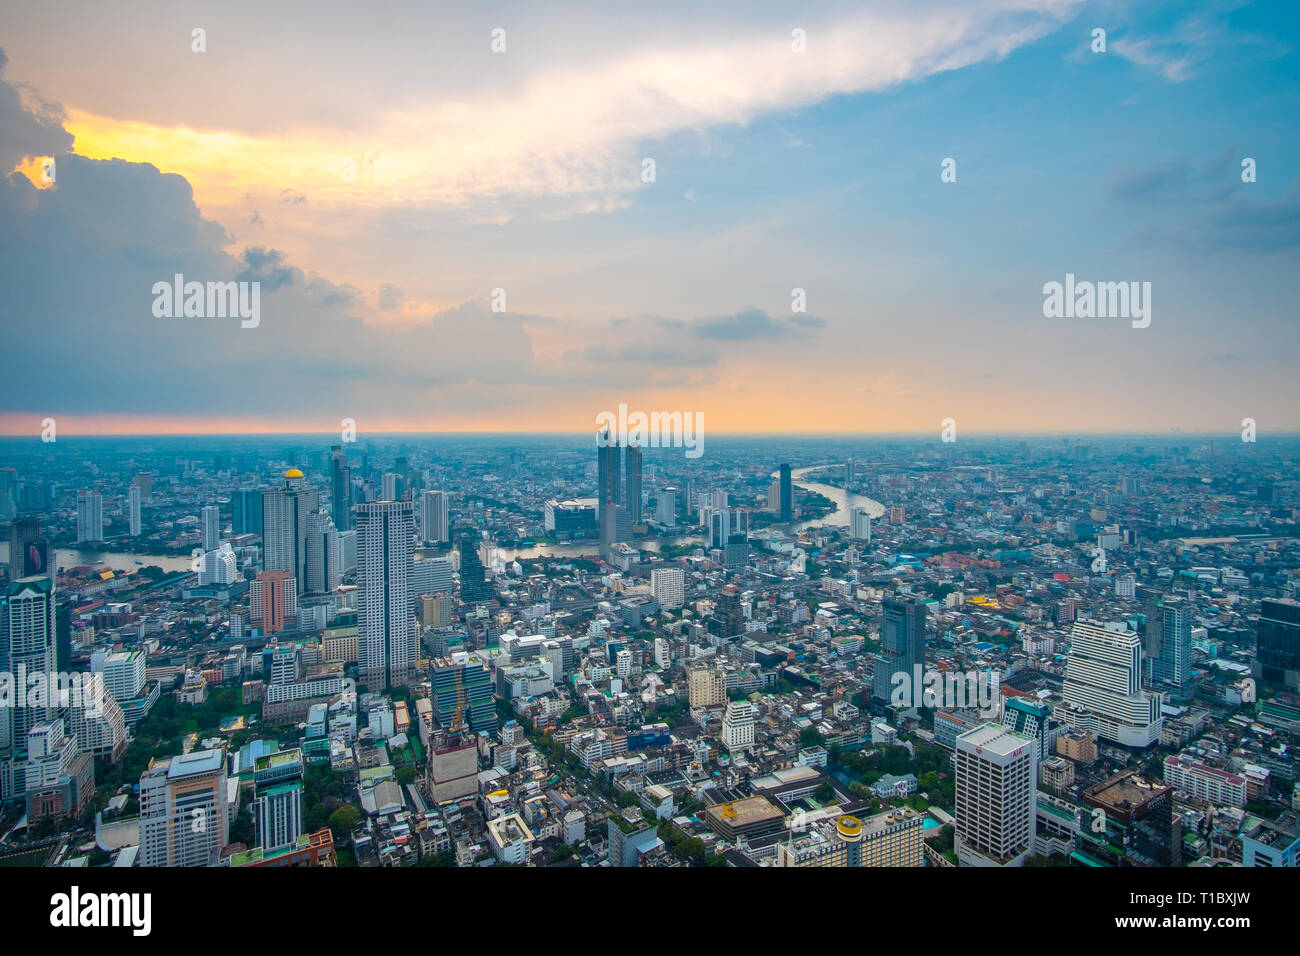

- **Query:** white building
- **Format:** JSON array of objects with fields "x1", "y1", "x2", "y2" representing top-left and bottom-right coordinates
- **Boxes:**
[
  {"x1": 198, "y1": 543, "x2": 240, "y2": 586},
  {"x1": 202, "y1": 504, "x2": 221, "y2": 552},
  {"x1": 1061, "y1": 620, "x2": 1162, "y2": 747},
  {"x1": 651, "y1": 567, "x2": 685, "y2": 610},
  {"x1": 92, "y1": 649, "x2": 147, "y2": 701},
  {"x1": 127, "y1": 484, "x2": 142, "y2": 537},
  {"x1": 955, "y1": 723, "x2": 1037, "y2": 867},
  {"x1": 418, "y1": 490, "x2": 451, "y2": 544},
  {"x1": 76, "y1": 491, "x2": 103, "y2": 543},
  {"x1": 722, "y1": 700, "x2": 755, "y2": 752},
  {"x1": 139, "y1": 748, "x2": 229, "y2": 867}
]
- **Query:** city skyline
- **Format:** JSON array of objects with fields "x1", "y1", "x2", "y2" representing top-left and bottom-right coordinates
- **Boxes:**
[{"x1": 2, "y1": 0, "x2": 1298, "y2": 436}]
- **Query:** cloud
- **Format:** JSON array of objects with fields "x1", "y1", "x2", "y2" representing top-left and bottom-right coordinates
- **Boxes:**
[
  {"x1": 0, "y1": 48, "x2": 74, "y2": 173},
  {"x1": 695, "y1": 307, "x2": 824, "y2": 340}
]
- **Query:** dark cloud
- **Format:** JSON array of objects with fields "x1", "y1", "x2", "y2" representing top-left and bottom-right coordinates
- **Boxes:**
[
  {"x1": 694, "y1": 307, "x2": 825, "y2": 340},
  {"x1": 0, "y1": 48, "x2": 74, "y2": 173}
]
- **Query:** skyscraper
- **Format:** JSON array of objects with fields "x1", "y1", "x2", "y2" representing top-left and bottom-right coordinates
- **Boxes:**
[
  {"x1": 262, "y1": 469, "x2": 318, "y2": 595},
  {"x1": 1144, "y1": 595, "x2": 1192, "y2": 694},
  {"x1": 8, "y1": 516, "x2": 50, "y2": 581},
  {"x1": 872, "y1": 599, "x2": 927, "y2": 703},
  {"x1": 850, "y1": 506, "x2": 872, "y2": 542},
  {"x1": 330, "y1": 445, "x2": 353, "y2": 532},
  {"x1": 778, "y1": 463, "x2": 793, "y2": 522},
  {"x1": 251, "y1": 571, "x2": 296, "y2": 635},
  {"x1": 596, "y1": 427, "x2": 622, "y2": 518},
  {"x1": 231, "y1": 488, "x2": 263, "y2": 536},
  {"x1": 0, "y1": 578, "x2": 58, "y2": 769},
  {"x1": 304, "y1": 509, "x2": 342, "y2": 595},
  {"x1": 127, "y1": 484, "x2": 142, "y2": 537},
  {"x1": 1255, "y1": 598, "x2": 1300, "y2": 693},
  {"x1": 624, "y1": 444, "x2": 643, "y2": 525},
  {"x1": 955, "y1": 723, "x2": 1037, "y2": 867},
  {"x1": 457, "y1": 532, "x2": 495, "y2": 604},
  {"x1": 1061, "y1": 620, "x2": 1162, "y2": 747},
  {"x1": 357, "y1": 499, "x2": 416, "y2": 688},
  {"x1": 252, "y1": 749, "x2": 304, "y2": 853},
  {"x1": 418, "y1": 489, "x2": 450, "y2": 545},
  {"x1": 76, "y1": 491, "x2": 103, "y2": 543},
  {"x1": 202, "y1": 504, "x2": 221, "y2": 552}
]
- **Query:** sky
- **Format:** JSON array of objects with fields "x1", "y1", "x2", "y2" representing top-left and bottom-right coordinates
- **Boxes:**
[{"x1": 0, "y1": 0, "x2": 1297, "y2": 437}]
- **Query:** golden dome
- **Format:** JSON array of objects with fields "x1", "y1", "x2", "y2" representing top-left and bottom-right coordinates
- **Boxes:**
[{"x1": 283, "y1": 468, "x2": 304, "y2": 479}]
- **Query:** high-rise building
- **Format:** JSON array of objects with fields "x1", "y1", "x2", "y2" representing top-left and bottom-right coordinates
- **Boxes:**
[
  {"x1": 624, "y1": 444, "x2": 643, "y2": 525},
  {"x1": 201, "y1": 504, "x2": 221, "y2": 551},
  {"x1": 1256, "y1": 598, "x2": 1300, "y2": 693},
  {"x1": 431, "y1": 654, "x2": 498, "y2": 735},
  {"x1": 24, "y1": 716, "x2": 95, "y2": 822},
  {"x1": 596, "y1": 427, "x2": 622, "y2": 518},
  {"x1": 76, "y1": 491, "x2": 103, "y2": 543},
  {"x1": 1061, "y1": 620, "x2": 1162, "y2": 747},
  {"x1": 138, "y1": 749, "x2": 229, "y2": 867},
  {"x1": 8, "y1": 516, "x2": 50, "y2": 581},
  {"x1": 656, "y1": 488, "x2": 677, "y2": 526},
  {"x1": 69, "y1": 674, "x2": 127, "y2": 762},
  {"x1": 0, "y1": 468, "x2": 15, "y2": 521},
  {"x1": 778, "y1": 463, "x2": 793, "y2": 522},
  {"x1": 356, "y1": 500, "x2": 415, "y2": 688},
  {"x1": 722, "y1": 700, "x2": 755, "y2": 752},
  {"x1": 411, "y1": 554, "x2": 454, "y2": 598},
  {"x1": 251, "y1": 571, "x2": 296, "y2": 635},
  {"x1": 198, "y1": 544, "x2": 240, "y2": 586},
  {"x1": 954, "y1": 723, "x2": 1037, "y2": 867},
  {"x1": 1144, "y1": 595, "x2": 1192, "y2": 694},
  {"x1": 127, "y1": 484, "x2": 142, "y2": 537},
  {"x1": 850, "y1": 507, "x2": 872, "y2": 542},
  {"x1": 252, "y1": 749, "x2": 304, "y2": 853},
  {"x1": 872, "y1": 600, "x2": 928, "y2": 703},
  {"x1": 231, "y1": 488, "x2": 262, "y2": 536},
  {"x1": 457, "y1": 532, "x2": 495, "y2": 604},
  {"x1": 381, "y1": 472, "x2": 401, "y2": 501},
  {"x1": 262, "y1": 469, "x2": 318, "y2": 595},
  {"x1": 418, "y1": 490, "x2": 451, "y2": 545},
  {"x1": 329, "y1": 445, "x2": 353, "y2": 532},
  {"x1": 688, "y1": 667, "x2": 727, "y2": 708},
  {"x1": 304, "y1": 509, "x2": 341, "y2": 595},
  {"x1": 845, "y1": 459, "x2": 856, "y2": 487},
  {"x1": 1000, "y1": 696, "x2": 1056, "y2": 763},
  {"x1": 651, "y1": 567, "x2": 685, "y2": 609},
  {"x1": 0, "y1": 578, "x2": 58, "y2": 789},
  {"x1": 134, "y1": 472, "x2": 152, "y2": 502}
]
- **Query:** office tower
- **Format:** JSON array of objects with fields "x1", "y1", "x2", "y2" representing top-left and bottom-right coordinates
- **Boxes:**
[
  {"x1": 872, "y1": 600, "x2": 928, "y2": 703},
  {"x1": 722, "y1": 700, "x2": 755, "y2": 752},
  {"x1": 850, "y1": 507, "x2": 872, "y2": 542},
  {"x1": 596, "y1": 427, "x2": 622, "y2": 518},
  {"x1": 127, "y1": 484, "x2": 142, "y2": 537},
  {"x1": 251, "y1": 571, "x2": 296, "y2": 635},
  {"x1": 0, "y1": 579, "x2": 58, "y2": 801},
  {"x1": 845, "y1": 459, "x2": 856, "y2": 487},
  {"x1": 252, "y1": 749, "x2": 304, "y2": 853},
  {"x1": 356, "y1": 500, "x2": 416, "y2": 688},
  {"x1": 201, "y1": 504, "x2": 221, "y2": 551},
  {"x1": 1144, "y1": 595, "x2": 1192, "y2": 694},
  {"x1": 778, "y1": 463, "x2": 793, "y2": 521},
  {"x1": 418, "y1": 490, "x2": 451, "y2": 545},
  {"x1": 657, "y1": 487, "x2": 677, "y2": 526},
  {"x1": 1255, "y1": 598, "x2": 1300, "y2": 693},
  {"x1": 709, "y1": 584, "x2": 744, "y2": 639},
  {"x1": 542, "y1": 637, "x2": 575, "y2": 684},
  {"x1": 0, "y1": 468, "x2": 15, "y2": 521},
  {"x1": 625, "y1": 444, "x2": 643, "y2": 525},
  {"x1": 431, "y1": 655, "x2": 498, "y2": 735},
  {"x1": 304, "y1": 509, "x2": 341, "y2": 595},
  {"x1": 651, "y1": 567, "x2": 686, "y2": 609},
  {"x1": 330, "y1": 445, "x2": 353, "y2": 532},
  {"x1": 138, "y1": 749, "x2": 229, "y2": 867},
  {"x1": 1000, "y1": 696, "x2": 1056, "y2": 762},
  {"x1": 457, "y1": 532, "x2": 495, "y2": 604},
  {"x1": 135, "y1": 472, "x2": 152, "y2": 501},
  {"x1": 231, "y1": 488, "x2": 263, "y2": 536},
  {"x1": 198, "y1": 544, "x2": 239, "y2": 586},
  {"x1": 75, "y1": 491, "x2": 103, "y2": 543},
  {"x1": 417, "y1": 593, "x2": 454, "y2": 628},
  {"x1": 411, "y1": 554, "x2": 454, "y2": 597},
  {"x1": 338, "y1": 529, "x2": 357, "y2": 574},
  {"x1": 8, "y1": 515, "x2": 50, "y2": 581},
  {"x1": 262, "y1": 469, "x2": 318, "y2": 595},
  {"x1": 1061, "y1": 620, "x2": 1162, "y2": 747},
  {"x1": 91, "y1": 649, "x2": 147, "y2": 702},
  {"x1": 954, "y1": 723, "x2": 1037, "y2": 867}
]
